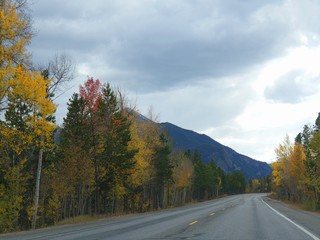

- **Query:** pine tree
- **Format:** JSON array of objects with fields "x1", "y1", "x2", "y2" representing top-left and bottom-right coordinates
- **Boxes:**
[{"x1": 96, "y1": 84, "x2": 137, "y2": 213}]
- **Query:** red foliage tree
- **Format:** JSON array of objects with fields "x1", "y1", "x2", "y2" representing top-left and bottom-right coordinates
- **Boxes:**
[{"x1": 79, "y1": 77, "x2": 104, "y2": 113}]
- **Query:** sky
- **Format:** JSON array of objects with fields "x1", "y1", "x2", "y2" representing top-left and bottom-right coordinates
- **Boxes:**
[{"x1": 29, "y1": 0, "x2": 320, "y2": 164}]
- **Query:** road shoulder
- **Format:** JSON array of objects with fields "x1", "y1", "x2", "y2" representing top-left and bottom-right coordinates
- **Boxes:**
[{"x1": 263, "y1": 196, "x2": 320, "y2": 238}]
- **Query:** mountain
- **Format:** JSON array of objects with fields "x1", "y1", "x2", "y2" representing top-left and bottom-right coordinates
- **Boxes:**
[{"x1": 160, "y1": 122, "x2": 272, "y2": 180}]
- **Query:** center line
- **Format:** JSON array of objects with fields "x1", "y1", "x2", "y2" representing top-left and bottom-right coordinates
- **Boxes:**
[{"x1": 189, "y1": 220, "x2": 198, "y2": 225}]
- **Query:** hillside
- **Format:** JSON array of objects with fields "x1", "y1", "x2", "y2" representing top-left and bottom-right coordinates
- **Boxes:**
[{"x1": 161, "y1": 122, "x2": 272, "y2": 179}]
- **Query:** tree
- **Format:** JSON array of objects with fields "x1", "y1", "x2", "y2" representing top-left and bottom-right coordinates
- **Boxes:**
[
  {"x1": 272, "y1": 133, "x2": 313, "y2": 205},
  {"x1": 152, "y1": 133, "x2": 172, "y2": 208},
  {"x1": 289, "y1": 144, "x2": 306, "y2": 201},
  {"x1": 0, "y1": 159, "x2": 29, "y2": 232},
  {"x1": 126, "y1": 110, "x2": 164, "y2": 212},
  {"x1": 79, "y1": 77, "x2": 104, "y2": 214},
  {"x1": 0, "y1": 1, "x2": 60, "y2": 231},
  {"x1": 126, "y1": 114, "x2": 153, "y2": 211},
  {"x1": 0, "y1": 0, "x2": 33, "y2": 111},
  {"x1": 306, "y1": 129, "x2": 320, "y2": 206},
  {"x1": 34, "y1": 53, "x2": 75, "y2": 102},
  {"x1": 226, "y1": 171, "x2": 245, "y2": 194},
  {"x1": 314, "y1": 112, "x2": 320, "y2": 131},
  {"x1": 97, "y1": 84, "x2": 137, "y2": 213},
  {"x1": 301, "y1": 124, "x2": 312, "y2": 151},
  {"x1": 172, "y1": 150, "x2": 193, "y2": 205},
  {"x1": 0, "y1": 67, "x2": 56, "y2": 230},
  {"x1": 273, "y1": 135, "x2": 293, "y2": 199},
  {"x1": 58, "y1": 93, "x2": 94, "y2": 218},
  {"x1": 46, "y1": 53, "x2": 75, "y2": 96},
  {"x1": 191, "y1": 151, "x2": 221, "y2": 200},
  {"x1": 295, "y1": 133, "x2": 302, "y2": 145}
]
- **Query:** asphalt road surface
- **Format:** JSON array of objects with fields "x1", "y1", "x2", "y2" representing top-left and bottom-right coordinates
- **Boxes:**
[{"x1": 2, "y1": 193, "x2": 320, "y2": 240}]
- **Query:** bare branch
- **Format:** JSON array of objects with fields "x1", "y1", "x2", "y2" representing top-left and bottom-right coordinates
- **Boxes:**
[
  {"x1": 147, "y1": 105, "x2": 160, "y2": 123},
  {"x1": 116, "y1": 87, "x2": 138, "y2": 118},
  {"x1": 47, "y1": 53, "x2": 75, "y2": 96}
]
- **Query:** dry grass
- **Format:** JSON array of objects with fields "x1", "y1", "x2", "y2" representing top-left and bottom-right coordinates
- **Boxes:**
[{"x1": 55, "y1": 215, "x2": 108, "y2": 226}]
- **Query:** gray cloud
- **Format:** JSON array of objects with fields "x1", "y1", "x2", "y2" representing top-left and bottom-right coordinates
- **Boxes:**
[
  {"x1": 28, "y1": 0, "x2": 320, "y2": 162},
  {"x1": 30, "y1": 0, "x2": 298, "y2": 94},
  {"x1": 136, "y1": 77, "x2": 254, "y2": 132},
  {"x1": 264, "y1": 70, "x2": 319, "y2": 104}
]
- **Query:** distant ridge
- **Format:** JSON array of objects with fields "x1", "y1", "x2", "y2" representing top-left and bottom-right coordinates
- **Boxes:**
[{"x1": 160, "y1": 122, "x2": 272, "y2": 180}]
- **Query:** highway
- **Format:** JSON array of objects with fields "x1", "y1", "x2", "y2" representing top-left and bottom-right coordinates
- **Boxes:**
[{"x1": 2, "y1": 193, "x2": 320, "y2": 240}]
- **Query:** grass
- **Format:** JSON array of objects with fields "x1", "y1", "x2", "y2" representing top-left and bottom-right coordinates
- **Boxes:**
[
  {"x1": 267, "y1": 193, "x2": 320, "y2": 214},
  {"x1": 55, "y1": 214, "x2": 108, "y2": 226}
]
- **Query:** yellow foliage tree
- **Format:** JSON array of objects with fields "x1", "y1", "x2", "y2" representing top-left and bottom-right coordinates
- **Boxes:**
[
  {"x1": 306, "y1": 131, "x2": 320, "y2": 205},
  {"x1": 272, "y1": 136, "x2": 307, "y2": 202},
  {"x1": 288, "y1": 144, "x2": 306, "y2": 201},
  {"x1": 1, "y1": 2, "x2": 56, "y2": 227},
  {"x1": 172, "y1": 151, "x2": 193, "y2": 205},
  {"x1": 272, "y1": 135, "x2": 292, "y2": 199},
  {"x1": 128, "y1": 117, "x2": 152, "y2": 187},
  {"x1": 126, "y1": 115, "x2": 162, "y2": 211},
  {"x1": 272, "y1": 161, "x2": 282, "y2": 188},
  {"x1": 0, "y1": 0, "x2": 32, "y2": 110}
]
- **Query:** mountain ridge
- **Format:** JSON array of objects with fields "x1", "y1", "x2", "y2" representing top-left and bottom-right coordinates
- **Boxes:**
[{"x1": 160, "y1": 122, "x2": 272, "y2": 180}]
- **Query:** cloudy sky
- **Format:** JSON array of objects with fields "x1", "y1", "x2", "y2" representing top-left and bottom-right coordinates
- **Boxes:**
[{"x1": 29, "y1": 0, "x2": 320, "y2": 163}]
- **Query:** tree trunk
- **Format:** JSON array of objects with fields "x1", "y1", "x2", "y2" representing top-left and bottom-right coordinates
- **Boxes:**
[
  {"x1": 32, "y1": 138, "x2": 44, "y2": 229},
  {"x1": 182, "y1": 187, "x2": 187, "y2": 205},
  {"x1": 162, "y1": 184, "x2": 167, "y2": 208}
]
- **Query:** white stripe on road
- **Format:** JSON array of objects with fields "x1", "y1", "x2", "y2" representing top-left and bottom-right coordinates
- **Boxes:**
[{"x1": 262, "y1": 199, "x2": 320, "y2": 240}]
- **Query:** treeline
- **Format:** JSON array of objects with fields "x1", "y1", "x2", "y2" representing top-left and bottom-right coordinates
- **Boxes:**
[
  {"x1": 272, "y1": 113, "x2": 320, "y2": 210},
  {"x1": 0, "y1": 74, "x2": 249, "y2": 232},
  {"x1": 246, "y1": 177, "x2": 271, "y2": 193},
  {"x1": 0, "y1": 1, "x2": 260, "y2": 233}
]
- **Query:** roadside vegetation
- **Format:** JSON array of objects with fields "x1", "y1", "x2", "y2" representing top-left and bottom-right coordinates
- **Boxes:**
[{"x1": 271, "y1": 114, "x2": 320, "y2": 211}]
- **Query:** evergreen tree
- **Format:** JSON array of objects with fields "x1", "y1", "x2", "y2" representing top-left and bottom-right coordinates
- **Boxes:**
[
  {"x1": 315, "y1": 112, "x2": 320, "y2": 131},
  {"x1": 152, "y1": 133, "x2": 172, "y2": 208},
  {"x1": 302, "y1": 124, "x2": 312, "y2": 151},
  {"x1": 295, "y1": 132, "x2": 302, "y2": 145},
  {"x1": 97, "y1": 84, "x2": 137, "y2": 213}
]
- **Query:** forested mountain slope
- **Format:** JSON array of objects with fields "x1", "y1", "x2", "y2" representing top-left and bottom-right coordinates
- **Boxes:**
[{"x1": 161, "y1": 122, "x2": 272, "y2": 179}]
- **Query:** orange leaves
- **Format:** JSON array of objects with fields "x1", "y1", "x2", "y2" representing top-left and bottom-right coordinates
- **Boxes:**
[{"x1": 79, "y1": 78, "x2": 104, "y2": 112}]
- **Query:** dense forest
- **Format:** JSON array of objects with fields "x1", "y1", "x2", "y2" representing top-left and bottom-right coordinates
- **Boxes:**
[
  {"x1": 271, "y1": 114, "x2": 320, "y2": 210},
  {"x1": 0, "y1": 1, "x2": 272, "y2": 233}
]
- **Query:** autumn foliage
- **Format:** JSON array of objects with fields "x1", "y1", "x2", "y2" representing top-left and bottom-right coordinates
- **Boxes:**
[
  {"x1": 271, "y1": 116, "x2": 320, "y2": 210},
  {"x1": 0, "y1": 1, "x2": 252, "y2": 233},
  {"x1": 0, "y1": 0, "x2": 57, "y2": 232}
]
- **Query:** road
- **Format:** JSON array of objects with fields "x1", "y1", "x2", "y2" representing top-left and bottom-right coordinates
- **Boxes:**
[{"x1": 2, "y1": 193, "x2": 320, "y2": 240}]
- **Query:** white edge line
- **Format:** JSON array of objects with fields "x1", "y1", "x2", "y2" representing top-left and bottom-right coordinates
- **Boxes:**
[{"x1": 262, "y1": 199, "x2": 320, "y2": 240}]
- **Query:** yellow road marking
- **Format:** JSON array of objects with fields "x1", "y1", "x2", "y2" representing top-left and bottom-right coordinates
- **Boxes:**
[
  {"x1": 210, "y1": 212, "x2": 215, "y2": 216},
  {"x1": 189, "y1": 220, "x2": 198, "y2": 225}
]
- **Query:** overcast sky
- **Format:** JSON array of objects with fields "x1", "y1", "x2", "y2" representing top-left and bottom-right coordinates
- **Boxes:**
[{"x1": 29, "y1": 0, "x2": 320, "y2": 163}]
